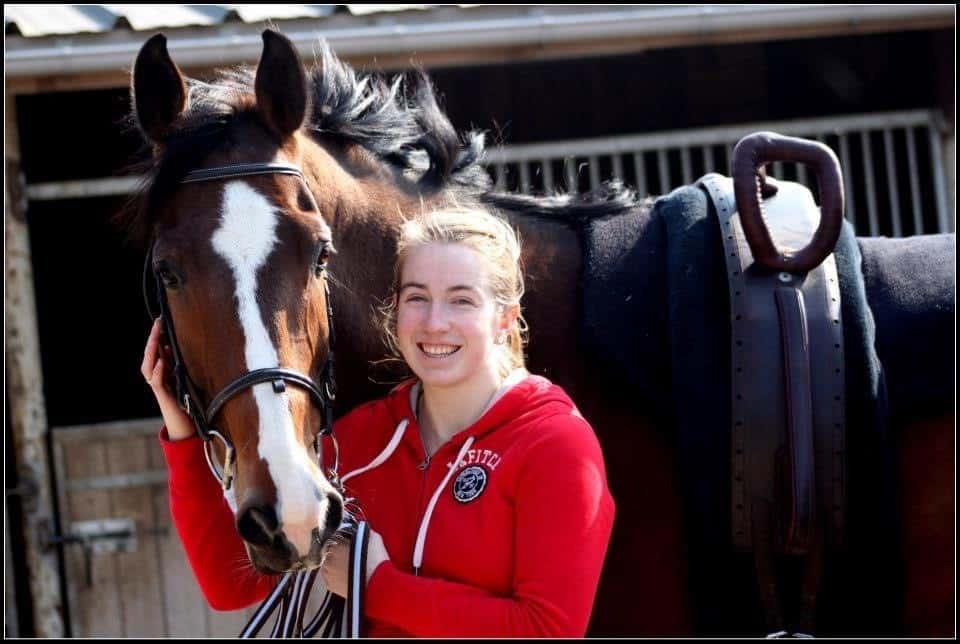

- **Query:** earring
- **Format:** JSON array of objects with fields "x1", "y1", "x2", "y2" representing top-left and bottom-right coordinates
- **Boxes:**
[{"x1": 496, "y1": 332, "x2": 507, "y2": 345}]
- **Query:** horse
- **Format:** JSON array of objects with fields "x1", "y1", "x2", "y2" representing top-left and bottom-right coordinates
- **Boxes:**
[{"x1": 123, "y1": 30, "x2": 955, "y2": 637}]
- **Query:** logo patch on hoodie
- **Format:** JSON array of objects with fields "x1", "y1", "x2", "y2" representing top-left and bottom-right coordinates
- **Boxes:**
[{"x1": 453, "y1": 466, "x2": 488, "y2": 503}]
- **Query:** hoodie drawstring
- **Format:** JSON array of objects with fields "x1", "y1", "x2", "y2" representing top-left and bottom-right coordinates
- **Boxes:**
[
  {"x1": 340, "y1": 419, "x2": 409, "y2": 486},
  {"x1": 412, "y1": 436, "x2": 475, "y2": 575}
]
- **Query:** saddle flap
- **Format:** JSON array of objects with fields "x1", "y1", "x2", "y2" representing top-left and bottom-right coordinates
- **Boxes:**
[{"x1": 699, "y1": 173, "x2": 846, "y2": 554}]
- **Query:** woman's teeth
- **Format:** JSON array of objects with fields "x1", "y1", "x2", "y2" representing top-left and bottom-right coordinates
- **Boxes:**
[{"x1": 419, "y1": 343, "x2": 460, "y2": 357}]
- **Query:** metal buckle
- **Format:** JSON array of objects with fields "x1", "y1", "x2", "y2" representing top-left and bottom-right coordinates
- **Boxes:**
[{"x1": 203, "y1": 429, "x2": 236, "y2": 490}]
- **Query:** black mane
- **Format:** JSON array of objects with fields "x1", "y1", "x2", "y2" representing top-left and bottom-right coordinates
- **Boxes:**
[{"x1": 118, "y1": 40, "x2": 639, "y2": 244}]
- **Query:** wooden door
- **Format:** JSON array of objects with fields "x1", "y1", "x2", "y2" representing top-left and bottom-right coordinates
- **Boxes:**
[{"x1": 51, "y1": 418, "x2": 259, "y2": 637}]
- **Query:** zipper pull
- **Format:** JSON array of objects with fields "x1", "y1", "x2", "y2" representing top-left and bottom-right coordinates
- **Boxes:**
[{"x1": 417, "y1": 457, "x2": 429, "y2": 471}]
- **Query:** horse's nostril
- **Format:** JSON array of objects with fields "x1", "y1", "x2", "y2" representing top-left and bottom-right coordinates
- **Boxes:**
[{"x1": 237, "y1": 504, "x2": 280, "y2": 546}]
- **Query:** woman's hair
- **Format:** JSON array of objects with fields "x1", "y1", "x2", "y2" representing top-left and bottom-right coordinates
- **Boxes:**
[{"x1": 378, "y1": 205, "x2": 528, "y2": 380}]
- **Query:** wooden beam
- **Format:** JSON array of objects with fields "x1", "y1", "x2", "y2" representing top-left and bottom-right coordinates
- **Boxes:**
[
  {"x1": 4, "y1": 501, "x2": 19, "y2": 636},
  {"x1": 4, "y1": 95, "x2": 65, "y2": 637}
]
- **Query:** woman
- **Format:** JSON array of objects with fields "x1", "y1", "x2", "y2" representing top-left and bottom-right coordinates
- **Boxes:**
[{"x1": 145, "y1": 205, "x2": 615, "y2": 637}]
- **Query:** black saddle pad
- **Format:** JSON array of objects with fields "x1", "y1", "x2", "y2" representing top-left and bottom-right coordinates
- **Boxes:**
[{"x1": 580, "y1": 182, "x2": 901, "y2": 634}]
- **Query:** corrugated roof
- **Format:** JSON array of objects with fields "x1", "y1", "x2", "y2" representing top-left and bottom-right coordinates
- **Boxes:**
[
  {"x1": 6, "y1": 5, "x2": 952, "y2": 83},
  {"x1": 4, "y1": 4, "x2": 435, "y2": 37}
]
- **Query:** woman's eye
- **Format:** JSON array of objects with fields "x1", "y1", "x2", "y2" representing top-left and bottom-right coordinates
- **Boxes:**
[
  {"x1": 453, "y1": 298, "x2": 475, "y2": 306},
  {"x1": 405, "y1": 295, "x2": 427, "y2": 303}
]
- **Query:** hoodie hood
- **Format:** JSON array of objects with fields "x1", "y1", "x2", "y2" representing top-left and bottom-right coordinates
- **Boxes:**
[{"x1": 385, "y1": 371, "x2": 578, "y2": 451}]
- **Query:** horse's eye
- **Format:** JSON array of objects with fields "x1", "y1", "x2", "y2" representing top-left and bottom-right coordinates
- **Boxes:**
[
  {"x1": 314, "y1": 242, "x2": 333, "y2": 276},
  {"x1": 157, "y1": 266, "x2": 179, "y2": 288}
]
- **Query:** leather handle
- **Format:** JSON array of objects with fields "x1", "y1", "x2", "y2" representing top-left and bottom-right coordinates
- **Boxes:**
[
  {"x1": 774, "y1": 286, "x2": 815, "y2": 555},
  {"x1": 732, "y1": 132, "x2": 844, "y2": 273}
]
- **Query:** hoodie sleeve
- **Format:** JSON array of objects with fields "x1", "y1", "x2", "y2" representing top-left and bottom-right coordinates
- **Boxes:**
[
  {"x1": 158, "y1": 427, "x2": 276, "y2": 610},
  {"x1": 363, "y1": 413, "x2": 616, "y2": 637}
]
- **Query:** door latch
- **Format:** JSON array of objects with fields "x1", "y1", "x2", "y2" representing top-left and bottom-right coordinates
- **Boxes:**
[{"x1": 42, "y1": 518, "x2": 164, "y2": 587}]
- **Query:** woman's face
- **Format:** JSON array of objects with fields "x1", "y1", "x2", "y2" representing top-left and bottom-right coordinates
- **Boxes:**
[{"x1": 396, "y1": 242, "x2": 511, "y2": 391}]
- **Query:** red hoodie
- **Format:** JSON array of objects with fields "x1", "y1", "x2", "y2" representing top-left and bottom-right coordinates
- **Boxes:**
[{"x1": 160, "y1": 374, "x2": 615, "y2": 637}]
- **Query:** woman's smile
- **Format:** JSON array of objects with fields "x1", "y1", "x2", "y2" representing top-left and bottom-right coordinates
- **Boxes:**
[{"x1": 418, "y1": 342, "x2": 462, "y2": 358}]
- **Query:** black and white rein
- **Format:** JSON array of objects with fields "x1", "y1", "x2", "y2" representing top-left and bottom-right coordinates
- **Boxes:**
[{"x1": 143, "y1": 162, "x2": 368, "y2": 638}]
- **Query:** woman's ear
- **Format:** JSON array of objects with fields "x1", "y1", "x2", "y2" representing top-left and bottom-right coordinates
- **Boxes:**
[{"x1": 498, "y1": 303, "x2": 521, "y2": 335}]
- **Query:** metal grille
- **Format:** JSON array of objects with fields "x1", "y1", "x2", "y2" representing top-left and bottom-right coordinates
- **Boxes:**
[
  {"x1": 23, "y1": 110, "x2": 954, "y2": 236},
  {"x1": 483, "y1": 110, "x2": 954, "y2": 236}
]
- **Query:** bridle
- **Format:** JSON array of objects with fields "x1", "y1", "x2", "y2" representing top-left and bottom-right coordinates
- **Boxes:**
[
  {"x1": 143, "y1": 161, "x2": 367, "y2": 638},
  {"x1": 142, "y1": 162, "x2": 339, "y2": 491}
]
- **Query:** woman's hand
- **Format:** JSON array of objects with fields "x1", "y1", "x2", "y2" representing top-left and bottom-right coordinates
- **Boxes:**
[
  {"x1": 142, "y1": 318, "x2": 195, "y2": 441},
  {"x1": 320, "y1": 529, "x2": 390, "y2": 598}
]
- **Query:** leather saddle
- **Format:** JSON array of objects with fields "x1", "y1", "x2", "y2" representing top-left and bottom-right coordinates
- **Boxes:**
[{"x1": 698, "y1": 132, "x2": 847, "y2": 636}]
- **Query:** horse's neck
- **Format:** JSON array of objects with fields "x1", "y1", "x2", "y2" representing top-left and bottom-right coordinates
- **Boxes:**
[
  {"x1": 505, "y1": 212, "x2": 586, "y2": 394},
  {"x1": 325, "y1": 186, "x2": 447, "y2": 411}
]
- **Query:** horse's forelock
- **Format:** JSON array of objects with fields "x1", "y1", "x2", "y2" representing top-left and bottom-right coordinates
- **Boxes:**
[{"x1": 117, "y1": 40, "x2": 490, "y2": 245}]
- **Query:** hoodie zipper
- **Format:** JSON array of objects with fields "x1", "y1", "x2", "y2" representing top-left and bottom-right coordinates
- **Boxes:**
[
  {"x1": 410, "y1": 436, "x2": 476, "y2": 575},
  {"x1": 411, "y1": 418, "x2": 433, "y2": 574}
]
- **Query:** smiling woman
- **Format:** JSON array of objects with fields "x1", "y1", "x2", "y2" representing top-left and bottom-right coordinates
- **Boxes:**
[
  {"x1": 309, "y1": 205, "x2": 615, "y2": 637},
  {"x1": 383, "y1": 206, "x2": 527, "y2": 382}
]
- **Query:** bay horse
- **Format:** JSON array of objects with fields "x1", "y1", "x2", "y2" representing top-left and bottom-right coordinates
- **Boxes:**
[{"x1": 124, "y1": 30, "x2": 955, "y2": 636}]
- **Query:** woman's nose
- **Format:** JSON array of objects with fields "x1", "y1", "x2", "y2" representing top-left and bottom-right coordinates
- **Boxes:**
[{"x1": 424, "y1": 302, "x2": 450, "y2": 332}]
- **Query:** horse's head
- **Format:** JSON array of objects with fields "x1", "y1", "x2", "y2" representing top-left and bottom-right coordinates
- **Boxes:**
[
  {"x1": 132, "y1": 31, "x2": 345, "y2": 573},
  {"x1": 128, "y1": 27, "x2": 496, "y2": 572}
]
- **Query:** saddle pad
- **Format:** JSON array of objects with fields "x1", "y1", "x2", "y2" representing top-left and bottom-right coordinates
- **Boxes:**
[
  {"x1": 579, "y1": 183, "x2": 900, "y2": 634},
  {"x1": 858, "y1": 233, "x2": 956, "y2": 419}
]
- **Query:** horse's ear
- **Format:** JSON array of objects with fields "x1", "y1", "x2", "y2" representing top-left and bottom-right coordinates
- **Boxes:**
[
  {"x1": 132, "y1": 33, "x2": 187, "y2": 144},
  {"x1": 255, "y1": 30, "x2": 309, "y2": 139}
]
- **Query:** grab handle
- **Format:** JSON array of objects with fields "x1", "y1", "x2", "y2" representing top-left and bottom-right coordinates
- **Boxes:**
[{"x1": 732, "y1": 132, "x2": 844, "y2": 273}]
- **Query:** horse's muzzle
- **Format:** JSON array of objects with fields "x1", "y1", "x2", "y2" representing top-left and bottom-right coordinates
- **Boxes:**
[{"x1": 237, "y1": 492, "x2": 343, "y2": 573}]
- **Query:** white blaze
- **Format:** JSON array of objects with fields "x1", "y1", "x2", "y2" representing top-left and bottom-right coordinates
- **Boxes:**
[{"x1": 212, "y1": 181, "x2": 329, "y2": 557}]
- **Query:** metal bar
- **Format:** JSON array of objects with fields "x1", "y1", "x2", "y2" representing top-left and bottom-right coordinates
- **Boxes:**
[
  {"x1": 772, "y1": 161, "x2": 784, "y2": 181},
  {"x1": 796, "y1": 159, "x2": 808, "y2": 188},
  {"x1": 927, "y1": 120, "x2": 951, "y2": 232},
  {"x1": 541, "y1": 158, "x2": 554, "y2": 193},
  {"x1": 905, "y1": 127, "x2": 924, "y2": 234},
  {"x1": 838, "y1": 133, "x2": 856, "y2": 224},
  {"x1": 680, "y1": 147, "x2": 692, "y2": 185},
  {"x1": 482, "y1": 109, "x2": 938, "y2": 164},
  {"x1": 564, "y1": 157, "x2": 578, "y2": 194},
  {"x1": 494, "y1": 163, "x2": 506, "y2": 191},
  {"x1": 883, "y1": 128, "x2": 902, "y2": 237},
  {"x1": 657, "y1": 149, "x2": 670, "y2": 193},
  {"x1": 588, "y1": 155, "x2": 601, "y2": 190},
  {"x1": 518, "y1": 160, "x2": 531, "y2": 194},
  {"x1": 702, "y1": 145, "x2": 714, "y2": 174},
  {"x1": 633, "y1": 152, "x2": 647, "y2": 197},
  {"x1": 611, "y1": 153, "x2": 623, "y2": 181},
  {"x1": 860, "y1": 130, "x2": 880, "y2": 235}
]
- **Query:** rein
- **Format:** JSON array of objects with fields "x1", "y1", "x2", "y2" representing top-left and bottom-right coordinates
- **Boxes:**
[
  {"x1": 143, "y1": 162, "x2": 367, "y2": 637},
  {"x1": 240, "y1": 517, "x2": 371, "y2": 638}
]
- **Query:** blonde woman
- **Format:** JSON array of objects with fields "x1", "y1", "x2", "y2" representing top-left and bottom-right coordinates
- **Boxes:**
[{"x1": 146, "y1": 205, "x2": 615, "y2": 637}]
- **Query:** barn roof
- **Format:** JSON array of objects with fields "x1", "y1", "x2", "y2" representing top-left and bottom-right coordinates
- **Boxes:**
[
  {"x1": 5, "y1": 4, "x2": 953, "y2": 80},
  {"x1": 4, "y1": 5, "x2": 440, "y2": 37}
]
